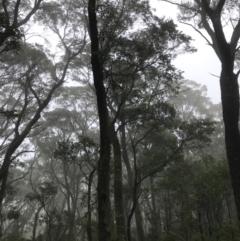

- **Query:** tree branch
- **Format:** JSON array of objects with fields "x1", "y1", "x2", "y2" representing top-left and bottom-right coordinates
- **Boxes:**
[
  {"x1": 230, "y1": 19, "x2": 240, "y2": 54},
  {"x1": 179, "y1": 21, "x2": 212, "y2": 46},
  {"x1": 199, "y1": 0, "x2": 213, "y2": 16},
  {"x1": 161, "y1": 0, "x2": 199, "y2": 13},
  {"x1": 215, "y1": 0, "x2": 226, "y2": 13},
  {"x1": 13, "y1": 0, "x2": 22, "y2": 26},
  {"x1": 17, "y1": 0, "x2": 43, "y2": 27},
  {"x1": 2, "y1": 0, "x2": 10, "y2": 25}
]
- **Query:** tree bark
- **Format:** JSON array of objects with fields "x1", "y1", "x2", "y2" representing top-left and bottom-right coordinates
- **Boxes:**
[
  {"x1": 197, "y1": 0, "x2": 240, "y2": 221},
  {"x1": 32, "y1": 206, "x2": 42, "y2": 241},
  {"x1": 87, "y1": 169, "x2": 96, "y2": 241},
  {"x1": 88, "y1": 1, "x2": 112, "y2": 241},
  {"x1": 111, "y1": 124, "x2": 127, "y2": 241},
  {"x1": 0, "y1": 46, "x2": 80, "y2": 214},
  {"x1": 220, "y1": 68, "x2": 240, "y2": 220},
  {"x1": 120, "y1": 125, "x2": 145, "y2": 241},
  {"x1": 172, "y1": 0, "x2": 240, "y2": 222},
  {"x1": 149, "y1": 176, "x2": 160, "y2": 238}
]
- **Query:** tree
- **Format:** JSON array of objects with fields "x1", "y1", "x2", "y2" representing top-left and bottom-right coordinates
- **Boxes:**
[
  {"x1": 161, "y1": 0, "x2": 240, "y2": 221},
  {"x1": 30, "y1": 85, "x2": 99, "y2": 240},
  {"x1": 0, "y1": 38, "x2": 85, "y2": 240},
  {"x1": 88, "y1": 1, "x2": 112, "y2": 240},
  {"x1": 2, "y1": 0, "x2": 237, "y2": 240},
  {"x1": 97, "y1": 1, "x2": 195, "y2": 238},
  {"x1": 0, "y1": 0, "x2": 44, "y2": 54},
  {"x1": 0, "y1": 1, "x2": 88, "y2": 236}
]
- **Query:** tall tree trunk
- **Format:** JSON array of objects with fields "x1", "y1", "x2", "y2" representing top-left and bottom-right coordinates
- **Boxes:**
[
  {"x1": 199, "y1": 0, "x2": 240, "y2": 221},
  {"x1": 120, "y1": 125, "x2": 145, "y2": 241},
  {"x1": 149, "y1": 176, "x2": 159, "y2": 238},
  {"x1": 134, "y1": 204, "x2": 146, "y2": 241},
  {"x1": 220, "y1": 67, "x2": 240, "y2": 220},
  {"x1": 88, "y1": 1, "x2": 112, "y2": 241},
  {"x1": 0, "y1": 52, "x2": 77, "y2": 238},
  {"x1": 160, "y1": 0, "x2": 240, "y2": 223},
  {"x1": 32, "y1": 206, "x2": 42, "y2": 241},
  {"x1": 87, "y1": 169, "x2": 96, "y2": 241},
  {"x1": 111, "y1": 124, "x2": 127, "y2": 241}
]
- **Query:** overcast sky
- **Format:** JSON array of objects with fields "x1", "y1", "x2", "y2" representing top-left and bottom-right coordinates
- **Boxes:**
[{"x1": 150, "y1": 0, "x2": 222, "y2": 104}]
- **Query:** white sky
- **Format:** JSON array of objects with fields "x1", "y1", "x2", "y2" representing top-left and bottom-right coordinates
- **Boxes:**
[{"x1": 151, "y1": 0, "x2": 222, "y2": 104}]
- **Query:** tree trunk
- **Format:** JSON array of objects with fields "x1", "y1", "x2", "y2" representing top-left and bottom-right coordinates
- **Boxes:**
[
  {"x1": 120, "y1": 125, "x2": 145, "y2": 241},
  {"x1": 111, "y1": 124, "x2": 127, "y2": 241},
  {"x1": 149, "y1": 176, "x2": 159, "y2": 238},
  {"x1": 87, "y1": 169, "x2": 96, "y2": 241},
  {"x1": 220, "y1": 67, "x2": 240, "y2": 220},
  {"x1": 88, "y1": 1, "x2": 112, "y2": 241},
  {"x1": 199, "y1": 0, "x2": 240, "y2": 222},
  {"x1": 32, "y1": 207, "x2": 42, "y2": 241},
  {"x1": 135, "y1": 204, "x2": 146, "y2": 241}
]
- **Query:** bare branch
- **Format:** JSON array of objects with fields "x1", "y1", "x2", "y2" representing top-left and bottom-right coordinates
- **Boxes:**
[
  {"x1": 179, "y1": 21, "x2": 212, "y2": 46},
  {"x1": 11, "y1": 150, "x2": 34, "y2": 162},
  {"x1": 208, "y1": 72, "x2": 220, "y2": 78},
  {"x1": 14, "y1": 80, "x2": 29, "y2": 137},
  {"x1": 2, "y1": 0, "x2": 10, "y2": 25},
  {"x1": 161, "y1": 0, "x2": 199, "y2": 13},
  {"x1": 230, "y1": 19, "x2": 240, "y2": 54},
  {"x1": 13, "y1": 0, "x2": 22, "y2": 26},
  {"x1": 29, "y1": 83, "x2": 42, "y2": 106},
  {"x1": 17, "y1": 0, "x2": 43, "y2": 27}
]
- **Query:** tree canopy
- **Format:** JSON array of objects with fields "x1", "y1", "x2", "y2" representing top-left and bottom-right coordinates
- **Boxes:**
[{"x1": 0, "y1": 1, "x2": 239, "y2": 241}]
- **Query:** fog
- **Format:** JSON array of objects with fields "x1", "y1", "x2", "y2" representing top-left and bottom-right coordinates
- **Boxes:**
[{"x1": 151, "y1": 0, "x2": 222, "y2": 103}]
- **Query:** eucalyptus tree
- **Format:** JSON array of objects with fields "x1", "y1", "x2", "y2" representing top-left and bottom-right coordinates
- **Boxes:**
[
  {"x1": 160, "y1": 0, "x2": 240, "y2": 220},
  {"x1": 0, "y1": 43, "x2": 84, "y2": 238},
  {"x1": 107, "y1": 76, "x2": 215, "y2": 241},
  {"x1": 88, "y1": 0, "x2": 113, "y2": 240},
  {"x1": 172, "y1": 80, "x2": 225, "y2": 159},
  {"x1": 93, "y1": 1, "x2": 196, "y2": 239},
  {"x1": 122, "y1": 101, "x2": 214, "y2": 241},
  {"x1": 26, "y1": 85, "x2": 99, "y2": 241},
  {"x1": 0, "y1": 4, "x2": 88, "y2": 237},
  {"x1": 149, "y1": 156, "x2": 234, "y2": 241},
  {"x1": 173, "y1": 80, "x2": 216, "y2": 120}
]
